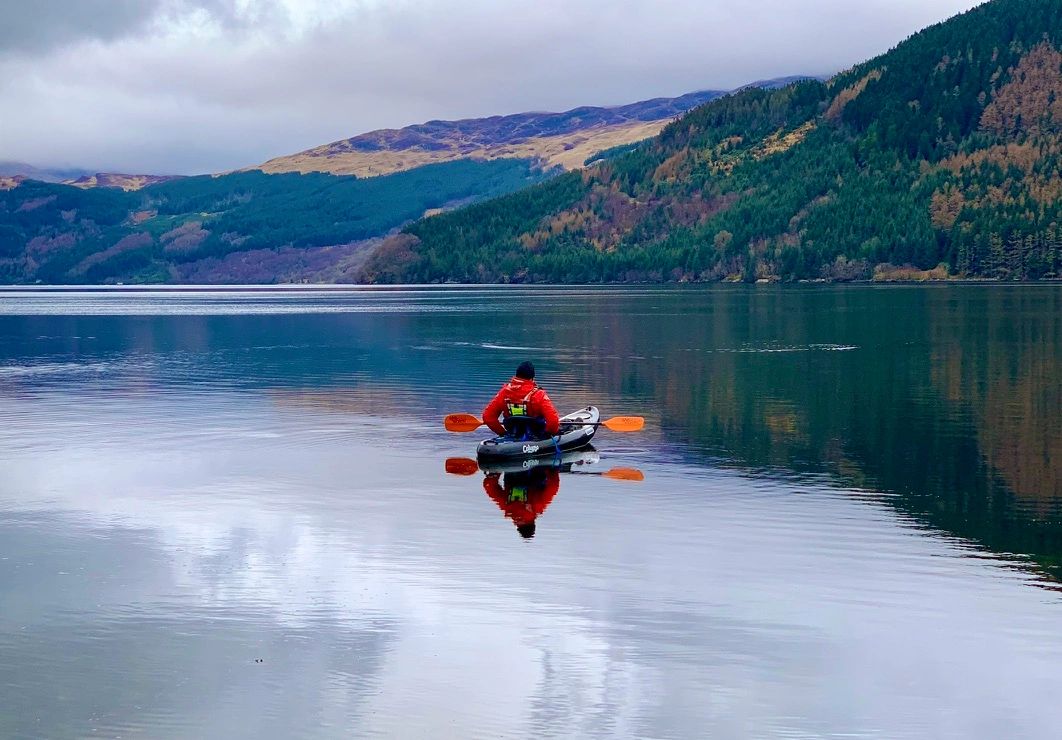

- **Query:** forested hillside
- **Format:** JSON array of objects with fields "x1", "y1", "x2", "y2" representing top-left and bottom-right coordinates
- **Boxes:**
[
  {"x1": 0, "y1": 82, "x2": 806, "y2": 284},
  {"x1": 364, "y1": 0, "x2": 1062, "y2": 283},
  {"x1": 0, "y1": 160, "x2": 542, "y2": 284}
]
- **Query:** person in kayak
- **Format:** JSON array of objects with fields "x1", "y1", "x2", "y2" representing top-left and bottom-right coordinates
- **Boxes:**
[
  {"x1": 483, "y1": 467, "x2": 560, "y2": 539},
  {"x1": 482, "y1": 361, "x2": 561, "y2": 441}
]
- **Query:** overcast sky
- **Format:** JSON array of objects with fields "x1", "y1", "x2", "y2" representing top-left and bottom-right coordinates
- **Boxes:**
[{"x1": 0, "y1": 0, "x2": 984, "y2": 175}]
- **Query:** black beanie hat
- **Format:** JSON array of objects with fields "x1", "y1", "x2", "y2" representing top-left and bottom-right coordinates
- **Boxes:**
[
  {"x1": 517, "y1": 521, "x2": 537, "y2": 539},
  {"x1": 515, "y1": 361, "x2": 535, "y2": 380}
]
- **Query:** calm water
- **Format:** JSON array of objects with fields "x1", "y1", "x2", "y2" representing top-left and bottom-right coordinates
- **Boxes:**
[{"x1": 1, "y1": 285, "x2": 1060, "y2": 739}]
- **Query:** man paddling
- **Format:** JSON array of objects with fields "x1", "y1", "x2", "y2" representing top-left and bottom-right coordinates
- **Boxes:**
[{"x1": 482, "y1": 361, "x2": 561, "y2": 441}]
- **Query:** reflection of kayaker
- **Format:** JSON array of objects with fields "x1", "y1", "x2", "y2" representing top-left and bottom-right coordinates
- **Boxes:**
[
  {"x1": 444, "y1": 450, "x2": 644, "y2": 539},
  {"x1": 482, "y1": 361, "x2": 560, "y2": 440},
  {"x1": 483, "y1": 467, "x2": 560, "y2": 540}
]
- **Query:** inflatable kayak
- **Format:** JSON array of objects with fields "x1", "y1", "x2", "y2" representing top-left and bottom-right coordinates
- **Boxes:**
[{"x1": 476, "y1": 406, "x2": 599, "y2": 462}]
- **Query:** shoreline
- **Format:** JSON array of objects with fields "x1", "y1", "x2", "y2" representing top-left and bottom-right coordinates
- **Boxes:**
[{"x1": 1, "y1": 278, "x2": 1060, "y2": 292}]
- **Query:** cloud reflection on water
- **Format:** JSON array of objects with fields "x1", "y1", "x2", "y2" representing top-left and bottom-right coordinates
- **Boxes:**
[{"x1": 2, "y1": 387, "x2": 1061, "y2": 738}]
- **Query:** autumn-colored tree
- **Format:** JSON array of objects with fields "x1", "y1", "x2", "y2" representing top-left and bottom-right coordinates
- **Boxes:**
[{"x1": 981, "y1": 42, "x2": 1062, "y2": 139}]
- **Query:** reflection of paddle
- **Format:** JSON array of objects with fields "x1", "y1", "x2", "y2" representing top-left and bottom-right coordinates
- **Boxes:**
[
  {"x1": 444, "y1": 457, "x2": 644, "y2": 482},
  {"x1": 595, "y1": 468, "x2": 645, "y2": 482},
  {"x1": 444, "y1": 413, "x2": 645, "y2": 433},
  {"x1": 445, "y1": 458, "x2": 481, "y2": 476}
]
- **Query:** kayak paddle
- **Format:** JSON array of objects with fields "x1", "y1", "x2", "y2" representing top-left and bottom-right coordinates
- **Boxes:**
[{"x1": 444, "y1": 413, "x2": 644, "y2": 433}]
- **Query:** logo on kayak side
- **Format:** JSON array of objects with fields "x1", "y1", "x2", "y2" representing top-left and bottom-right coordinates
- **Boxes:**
[{"x1": 522, "y1": 444, "x2": 540, "y2": 454}]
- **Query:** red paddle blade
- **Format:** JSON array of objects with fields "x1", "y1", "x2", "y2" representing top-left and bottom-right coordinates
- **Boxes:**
[
  {"x1": 444, "y1": 414, "x2": 484, "y2": 433},
  {"x1": 445, "y1": 458, "x2": 481, "y2": 476}
]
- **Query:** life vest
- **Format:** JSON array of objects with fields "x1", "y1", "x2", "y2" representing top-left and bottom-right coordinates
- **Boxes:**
[
  {"x1": 505, "y1": 386, "x2": 541, "y2": 418},
  {"x1": 503, "y1": 386, "x2": 550, "y2": 440}
]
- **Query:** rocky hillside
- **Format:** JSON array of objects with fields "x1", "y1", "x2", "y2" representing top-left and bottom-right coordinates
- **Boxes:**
[{"x1": 366, "y1": 0, "x2": 1062, "y2": 284}]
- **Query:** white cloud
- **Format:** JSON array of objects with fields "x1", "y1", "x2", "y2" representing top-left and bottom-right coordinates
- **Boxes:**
[{"x1": 0, "y1": 0, "x2": 985, "y2": 174}]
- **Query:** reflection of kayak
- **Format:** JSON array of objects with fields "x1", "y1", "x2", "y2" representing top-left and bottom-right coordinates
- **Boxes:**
[
  {"x1": 477, "y1": 448, "x2": 601, "y2": 475},
  {"x1": 476, "y1": 406, "x2": 599, "y2": 462},
  {"x1": 447, "y1": 447, "x2": 645, "y2": 482}
]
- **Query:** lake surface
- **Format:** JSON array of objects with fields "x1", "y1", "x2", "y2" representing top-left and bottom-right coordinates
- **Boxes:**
[{"x1": 1, "y1": 285, "x2": 1060, "y2": 739}]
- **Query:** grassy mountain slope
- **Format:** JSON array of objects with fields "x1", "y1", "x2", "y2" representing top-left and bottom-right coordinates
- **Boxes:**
[
  {"x1": 257, "y1": 82, "x2": 814, "y2": 178},
  {"x1": 367, "y1": 0, "x2": 1062, "y2": 284},
  {"x1": 65, "y1": 173, "x2": 182, "y2": 191},
  {"x1": 0, "y1": 160, "x2": 543, "y2": 284},
  {"x1": 258, "y1": 89, "x2": 734, "y2": 178}
]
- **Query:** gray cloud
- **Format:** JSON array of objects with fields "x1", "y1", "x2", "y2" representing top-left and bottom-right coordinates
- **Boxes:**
[
  {"x1": 0, "y1": 0, "x2": 158, "y2": 55},
  {"x1": 0, "y1": 0, "x2": 279, "y2": 56},
  {"x1": 0, "y1": 0, "x2": 985, "y2": 174}
]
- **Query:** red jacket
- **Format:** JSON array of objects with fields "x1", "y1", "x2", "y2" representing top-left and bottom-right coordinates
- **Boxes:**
[
  {"x1": 483, "y1": 471, "x2": 560, "y2": 527},
  {"x1": 483, "y1": 376, "x2": 561, "y2": 436}
]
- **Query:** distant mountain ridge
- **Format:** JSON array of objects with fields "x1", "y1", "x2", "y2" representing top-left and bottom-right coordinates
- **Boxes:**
[
  {"x1": 320, "y1": 90, "x2": 733, "y2": 150},
  {"x1": 259, "y1": 80, "x2": 813, "y2": 178},
  {"x1": 3, "y1": 78, "x2": 811, "y2": 191},
  {"x1": 0, "y1": 161, "x2": 91, "y2": 184},
  {"x1": 0, "y1": 161, "x2": 178, "y2": 192}
]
